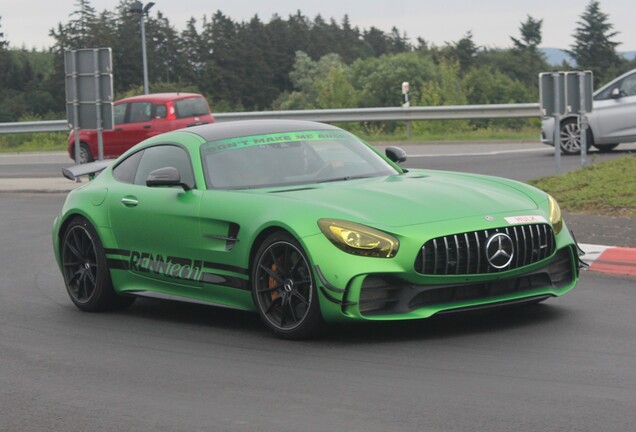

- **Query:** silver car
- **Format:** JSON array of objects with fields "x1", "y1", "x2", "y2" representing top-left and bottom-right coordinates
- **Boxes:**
[{"x1": 541, "y1": 68, "x2": 636, "y2": 154}]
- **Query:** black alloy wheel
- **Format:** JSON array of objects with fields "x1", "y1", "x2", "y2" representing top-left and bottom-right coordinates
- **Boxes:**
[
  {"x1": 252, "y1": 232, "x2": 322, "y2": 339},
  {"x1": 61, "y1": 217, "x2": 133, "y2": 311}
]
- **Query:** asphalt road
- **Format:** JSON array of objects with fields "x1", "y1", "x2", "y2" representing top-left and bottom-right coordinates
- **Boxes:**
[
  {"x1": 395, "y1": 141, "x2": 636, "y2": 181},
  {"x1": 1, "y1": 141, "x2": 635, "y2": 181},
  {"x1": 0, "y1": 152, "x2": 70, "y2": 178},
  {"x1": 1, "y1": 193, "x2": 635, "y2": 432}
]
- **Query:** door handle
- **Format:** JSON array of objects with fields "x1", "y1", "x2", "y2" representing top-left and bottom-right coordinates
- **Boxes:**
[
  {"x1": 115, "y1": 128, "x2": 124, "y2": 131},
  {"x1": 121, "y1": 196, "x2": 138, "y2": 207},
  {"x1": 143, "y1": 125, "x2": 151, "y2": 129}
]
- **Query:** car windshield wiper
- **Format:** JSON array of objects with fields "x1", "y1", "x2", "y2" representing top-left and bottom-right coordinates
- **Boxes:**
[{"x1": 316, "y1": 174, "x2": 376, "y2": 184}]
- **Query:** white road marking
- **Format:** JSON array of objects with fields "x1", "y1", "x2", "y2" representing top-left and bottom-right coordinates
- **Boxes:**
[
  {"x1": 579, "y1": 243, "x2": 611, "y2": 265},
  {"x1": 407, "y1": 148, "x2": 551, "y2": 158}
]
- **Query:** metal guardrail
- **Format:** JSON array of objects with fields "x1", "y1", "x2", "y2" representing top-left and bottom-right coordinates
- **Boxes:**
[
  {"x1": 0, "y1": 103, "x2": 541, "y2": 134},
  {"x1": 0, "y1": 120, "x2": 69, "y2": 134}
]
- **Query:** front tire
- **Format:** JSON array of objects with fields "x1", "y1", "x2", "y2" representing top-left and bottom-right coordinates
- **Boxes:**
[
  {"x1": 251, "y1": 232, "x2": 323, "y2": 339},
  {"x1": 61, "y1": 217, "x2": 134, "y2": 311},
  {"x1": 559, "y1": 118, "x2": 592, "y2": 155}
]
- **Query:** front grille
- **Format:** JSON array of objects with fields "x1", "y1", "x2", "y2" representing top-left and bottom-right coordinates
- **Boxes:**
[{"x1": 415, "y1": 224, "x2": 555, "y2": 275}]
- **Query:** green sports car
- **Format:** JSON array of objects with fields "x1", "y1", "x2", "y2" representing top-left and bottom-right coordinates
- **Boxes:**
[{"x1": 53, "y1": 120, "x2": 581, "y2": 339}]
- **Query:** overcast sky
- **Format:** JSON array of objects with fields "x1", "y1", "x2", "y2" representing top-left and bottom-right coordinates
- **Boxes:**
[{"x1": 3, "y1": 0, "x2": 635, "y2": 51}]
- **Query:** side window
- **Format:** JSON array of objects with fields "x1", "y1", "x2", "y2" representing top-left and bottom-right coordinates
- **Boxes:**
[
  {"x1": 595, "y1": 86, "x2": 612, "y2": 101},
  {"x1": 619, "y1": 73, "x2": 636, "y2": 97},
  {"x1": 154, "y1": 104, "x2": 167, "y2": 119},
  {"x1": 112, "y1": 150, "x2": 144, "y2": 184},
  {"x1": 595, "y1": 73, "x2": 636, "y2": 100},
  {"x1": 129, "y1": 102, "x2": 152, "y2": 123},
  {"x1": 133, "y1": 145, "x2": 195, "y2": 188},
  {"x1": 114, "y1": 103, "x2": 127, "y2": 124}
]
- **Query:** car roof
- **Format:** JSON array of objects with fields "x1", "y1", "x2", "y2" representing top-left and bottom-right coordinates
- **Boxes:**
[
  {"x1": 182, "y1": 120, "x2": 341, "y2": 142},
  {"x1": 117, "y1": 93, "x2": 204, "y2": 104}
]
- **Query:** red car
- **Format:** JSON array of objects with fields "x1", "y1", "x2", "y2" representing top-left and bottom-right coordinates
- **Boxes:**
[{"x1": 68, "y1": 93, "x2": 215, "y2": 163}]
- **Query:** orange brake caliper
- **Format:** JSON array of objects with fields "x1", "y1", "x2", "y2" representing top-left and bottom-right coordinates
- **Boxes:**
[{"x1": 269, "y1": 263, "x2": 279, "y2": 301}]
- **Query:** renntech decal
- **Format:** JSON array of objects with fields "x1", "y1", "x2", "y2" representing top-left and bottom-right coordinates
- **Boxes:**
[
  {"x1": 202, "y1": 130, "x2": 352, "y2": 155},
  {"x1": 130, "y1": 251, "x2": 203, "y2": 282},
  {"x1": 105, "y1": 249, "x2": 249, "y2": 291}
]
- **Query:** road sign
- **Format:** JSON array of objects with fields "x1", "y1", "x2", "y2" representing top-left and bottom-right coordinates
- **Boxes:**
[
  {"x1": 64, "y1": 48, "x2": 114, "y2": 131},
  {"x1": 539, "y1": 70, "x2": 594, "y2": 172},
  {"x1": 565, "y1": 71, "x2": 593, "y2": 114},
  {"x1": 539, "y1": 72, "x2": 565, "y2": 117},
  {"x1": 65, "y1": 48, "x2": 114, "y2": 163},
  {"x1": 540, "y1": 71, "x2": 593, "y2": 116}
]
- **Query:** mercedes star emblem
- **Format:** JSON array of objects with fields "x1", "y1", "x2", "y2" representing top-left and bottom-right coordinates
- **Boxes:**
[{"x1": 485, "y1": 233, "x2": 515, "y2": 269}]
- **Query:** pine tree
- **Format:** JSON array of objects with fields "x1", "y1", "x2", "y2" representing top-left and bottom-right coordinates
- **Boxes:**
[
  {"x1": 111, "y1": 0, "x2": 147, "y2": 93},
  {"x1": 388, "y1": 27, "x2": 410, "y2": 53},
  {"x1": 237, "y1": 16, "x2": 277, "y2": 110},
  {"x1": 509, "y1": 15, "x2": 548, "y2": 91},
  {"x1": 451, "y1": 32, "x2": 478, "y2": 74},
  {"x1": 511, "y1": 15, "x2": 543, "y2": 52},
  {"x1": 308, "y1": 15, "x2": 337, "y2": 59},
  {"x1": 339, "y1": 15, "x2": 368, "y2": 62},
  {"x1": 0, "y1": 16, "x2": 12, "y2": 121},
  {"x1": 201, "y1": 11, "x2": 244, "y2": 107},
  {"x1": 68, "y1": 0, "x2": 97, "y2": 46},
  {"x1": 569, "y1": 0, "x2": 622, "y2": 85},
  {"x1": 0, "y1": 16, "x2": 8, "y2": 50},
  {"x1": 146, "y1": 12, "x2": 184, "y2": 84},
  {"x1": 49, "y1": 0, "x2": 99, "y2": 51},
  {"x1": 49, "y1": 0, "x2": 98, "y2": 49},
  {"x1": 180, "y1": 18, "x2": 207, "y2": 85},
  {"x1": 362, "y1": 27, "x2": 390, "y2": 57},
  {"x1": 265, "y1": 14, "x2": 299, "y2": 94}
]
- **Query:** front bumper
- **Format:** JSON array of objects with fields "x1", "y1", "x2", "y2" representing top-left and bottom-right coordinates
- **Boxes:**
[
  {"x1": 306, "y1": 219, "x2": 580, "y2": 323},
  {"x1": 541, "y1": 117, "x2": 556, "y2": 146},
  {"x1": 352, "y1": 246, "x2": 576, "y2": 318},
  {"x1": 316, "y1": 245, "x2": 578, "y2": 321}
]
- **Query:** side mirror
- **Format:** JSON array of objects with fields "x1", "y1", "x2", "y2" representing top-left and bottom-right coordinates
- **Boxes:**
[
  {"x1": 611, "y1": 87, "x2": 623, "y2": 99},
  {"x1": 146, "y1": 167, "x2": 191, "y2": 191},
  {"x1": 385, "y1": 146, "x2": 407, "y2": 164}
]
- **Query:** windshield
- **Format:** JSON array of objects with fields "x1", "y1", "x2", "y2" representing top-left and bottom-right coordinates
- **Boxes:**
[
  {"x1": 174, "y1": 97, "x2": 209, "y2": 118},
  {"x1": 200, "y1": 129, "x2": 399, "y2": 189}
]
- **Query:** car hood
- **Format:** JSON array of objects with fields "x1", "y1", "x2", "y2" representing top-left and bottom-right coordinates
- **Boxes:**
[{"x1": 265, "y1": 171, "x2": 542, "y2": 228}]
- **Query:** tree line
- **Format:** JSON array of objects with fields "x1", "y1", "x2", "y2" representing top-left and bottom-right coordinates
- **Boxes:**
[{"x1": 0, "y1": 0, "x2": 633, "y2": 125}]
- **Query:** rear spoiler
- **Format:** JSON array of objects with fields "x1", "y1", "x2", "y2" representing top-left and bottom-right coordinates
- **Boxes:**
[{"x1": 62, "y1": 160, "x2": 115, "y2": 181}]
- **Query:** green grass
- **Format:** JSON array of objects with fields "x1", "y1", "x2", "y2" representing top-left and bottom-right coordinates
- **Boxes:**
[
  {"x1": 0, "y1": 126, "x2": 539, "y2": 153},
  {"x1": 0, "y1": 132, "x2": 67, "y2": 153},
  {"x1": 359, "y1": 128, "x2": 539, "y2": 143},
  {"x1": 339, "y1": 123, "x2": 540, "y2": 143},
  {"x1": 528, "y1": 155, "x2": 636, "y2": 217}
]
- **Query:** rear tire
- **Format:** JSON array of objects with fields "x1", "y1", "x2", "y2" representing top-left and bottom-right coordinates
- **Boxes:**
[
  {"x1": 79, "y1": 143, "x2": 94, "y2": 164},
  {"x1": 61, "y1": 217, "x2": 134, "y2": 311}
]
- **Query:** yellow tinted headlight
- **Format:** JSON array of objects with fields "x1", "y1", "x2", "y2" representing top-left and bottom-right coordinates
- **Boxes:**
[
  {"x1": 548, "y1": 194, "x2": 563, "y2": 234},
  {"x1": 318, "y1": 219, "x2": 399, "y2": 258}
]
